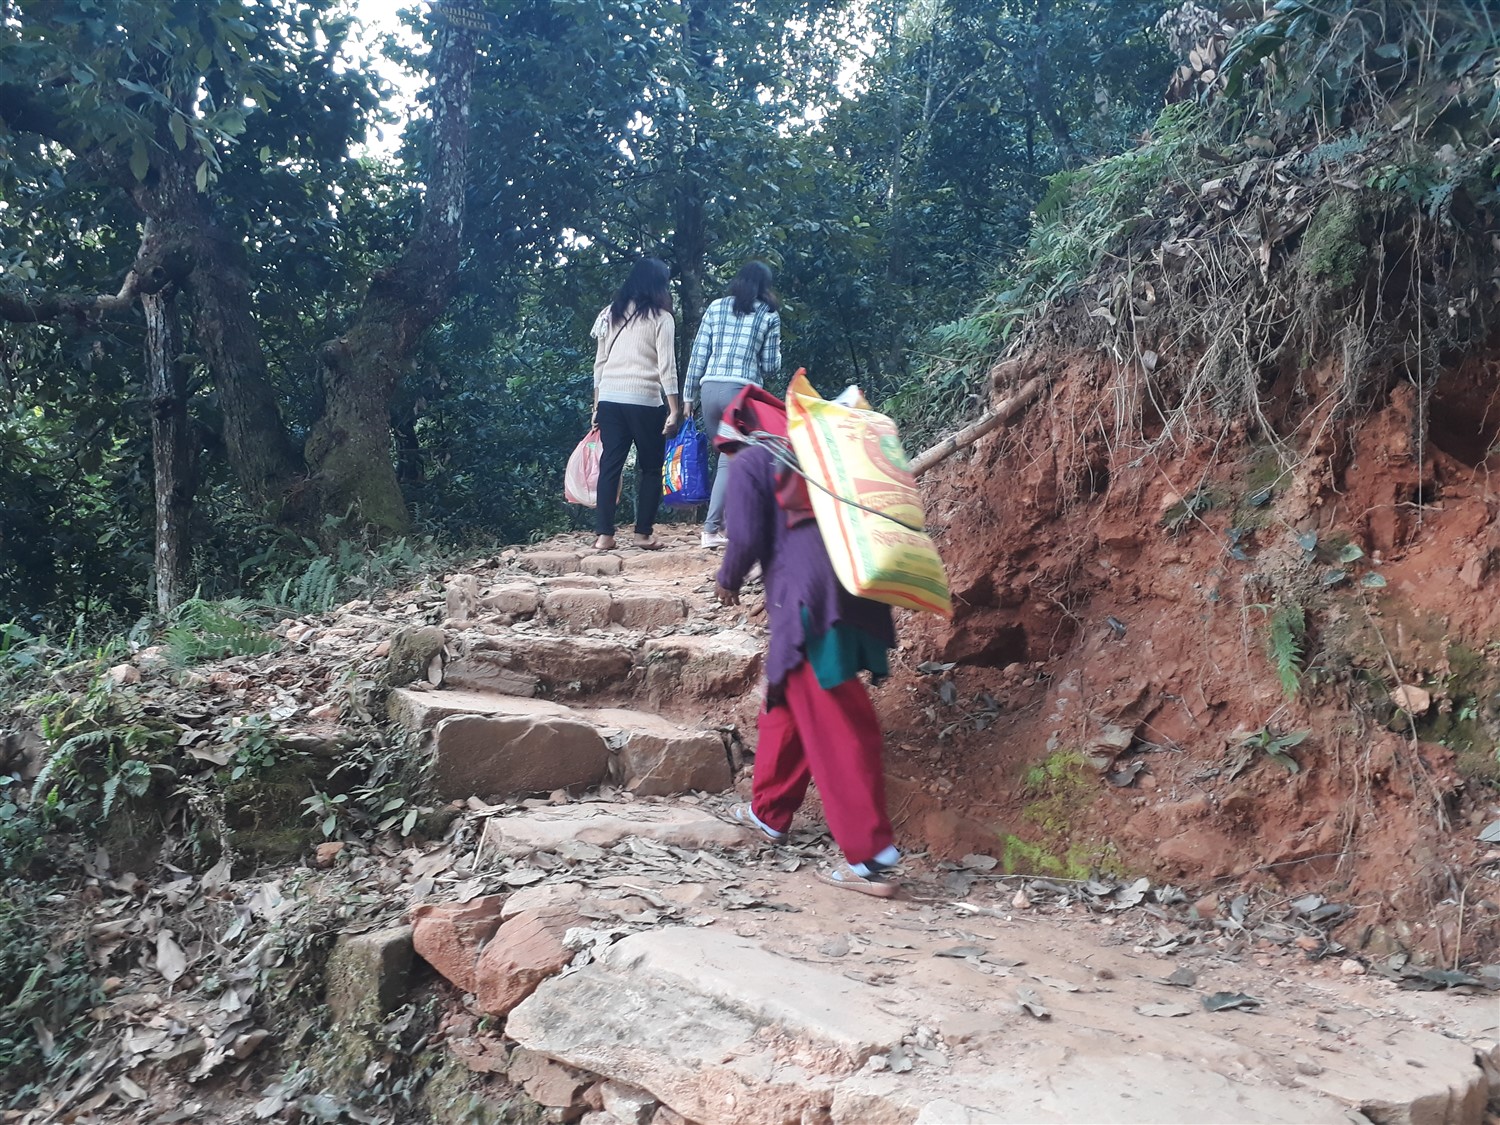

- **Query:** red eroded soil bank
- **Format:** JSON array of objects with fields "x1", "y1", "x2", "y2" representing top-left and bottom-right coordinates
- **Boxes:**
[{"x1": 878, "y1": 346, "x2": 1500, "y2": 960}]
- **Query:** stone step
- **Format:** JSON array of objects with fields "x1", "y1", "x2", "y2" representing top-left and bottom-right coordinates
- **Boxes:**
[
  {"x1": 640, "y1": 632, "x2": 763, "y2": 705},
  {"x1": 517, "y1": 545, "x2": 719, "y2": 581},
  {"x1": 445, "y1": 632, "x2": 637, "y2": 698},
  {"x1": 480, "y1": 803, "x2": 746, "y2": 858},
  {"x1": 507, "y1": 927, "x2": 907, "y2": 1125},
  {"x1": 507, "y1": 920, "x2": 1497, "y2": 1125},
  {"x1": 447, "y1": 572, "x2": 695, "y2": 635},
  {"x1": 388, "y1": 689, "x2": 730, "y2": 799},
  {"x1": 517, "y1": 550, "x2": 588, "y2": 576},
  {"x1": 441, "y1": 622, "x2": 765, "y2": 713},
  {"x1": 541, "y1": 586, "x2": 690, "y2": 632}
]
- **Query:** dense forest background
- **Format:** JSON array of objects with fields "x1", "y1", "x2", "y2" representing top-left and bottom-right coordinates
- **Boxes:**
[{"x1": 0, "y1": 0, "x2": 1172, "y2": 628}]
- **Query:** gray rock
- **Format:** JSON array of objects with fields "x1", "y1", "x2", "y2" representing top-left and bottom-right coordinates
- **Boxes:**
[
  {"x1": 482, "y1": 805, "x2": 747, "y2": 859},
  {"x1": 507, "y1": 928, "x2": 906, "y2": 1125},
  {"x1": 430, "y1": 710, "x2": 610, "y2": 800},
  {"x1": 325, "y1": 925, "x2": 413, "y2": 1025},
  {"x1": 598, "y1": 709, "x2": 730, "y2": 796}
]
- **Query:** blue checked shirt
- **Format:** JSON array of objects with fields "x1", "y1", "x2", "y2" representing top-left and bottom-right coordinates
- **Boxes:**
[{"x1": 683, "y1": 297, "x2": 781, "y2": 407}]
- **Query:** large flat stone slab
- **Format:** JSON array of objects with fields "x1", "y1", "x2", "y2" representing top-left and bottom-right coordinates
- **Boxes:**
[
  {"x1": 599, "y1": 929, "x2": 908, "y2": 1055},
  {"x1": 592, "y1": 708, "x2": 730, "y2": 795},
  {"x1": 642, "y1": 632, "x2": 763, "y2": 704},
  {"x1": 480, "y1": 804, "x2": 746, "y2": 858},
  {"x1": 392, "y1": 691, "x2": 730, "y2": 798},
  {"x1": 430, "y1": 711, "x2": 609, "y2": 799},
  {"x1": 508, "y1": 928, "x2": 906, "y2": 1124},
  {"x1": 448, "y1": 633, "x2": 634, "y2": 695},
  {"x1": 506, "y1": 879, "x2": 1499, "y2": 1125},
  {"x1": 388, "y1": 688, "x2": 565, "y2": 731}
]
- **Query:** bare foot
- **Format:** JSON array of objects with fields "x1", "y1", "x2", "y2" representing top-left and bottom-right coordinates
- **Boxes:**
[
  {"x1": 594, "y1": 535, "x2": 616, "y2": 551},
  {"x1": 632, "y1": 534, "x2": 664, "y2": 551}
]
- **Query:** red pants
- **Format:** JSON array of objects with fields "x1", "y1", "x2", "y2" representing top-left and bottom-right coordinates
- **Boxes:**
[{"x1": 751, "y1": 661, "x2": 893, "y2": 864}]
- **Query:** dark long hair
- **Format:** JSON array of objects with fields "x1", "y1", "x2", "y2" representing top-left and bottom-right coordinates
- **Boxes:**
[
  {"x1": 610, "y1": 257, "x2": 672, "y2": 324},
  {"x1": 729, "y1": 260, "x2": 778, "y2": 315}
]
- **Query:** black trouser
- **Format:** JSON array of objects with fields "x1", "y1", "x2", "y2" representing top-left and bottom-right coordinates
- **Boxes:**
[{"x1": 596, "y1": 400, "x2": 667, "y2": 537}]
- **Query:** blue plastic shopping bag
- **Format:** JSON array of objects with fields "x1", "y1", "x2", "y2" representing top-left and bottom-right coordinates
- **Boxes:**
[{"x1": 662, "y1": 420, "x2": 711, "y2": 507}]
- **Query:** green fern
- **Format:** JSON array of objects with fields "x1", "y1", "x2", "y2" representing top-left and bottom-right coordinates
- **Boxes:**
[
  {"x1": 1299, "y1": 132, "x2": 1366, "y2": 175},
  {"x1": 100, "y1": 758, "x2": 152, "y2": 819},
  {"x1": 165, "y1": 598, "x2": 277, "y2": 667},
  {"x1": 290, "y1": 556, "x2": 339, "y2": 614},
  {"x1": 1268, "y1": 601, "x2": 1307, "y2": 700}
]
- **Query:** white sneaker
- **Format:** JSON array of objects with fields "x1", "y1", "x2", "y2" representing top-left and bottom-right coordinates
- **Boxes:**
[{"x1": 701, "y1": 531, "x2": 729, "y2": 549}]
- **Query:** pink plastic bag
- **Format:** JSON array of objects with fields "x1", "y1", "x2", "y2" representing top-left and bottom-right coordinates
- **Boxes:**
[{"x1": 564, "y1": 428, "x2": 603, "y2": 506}]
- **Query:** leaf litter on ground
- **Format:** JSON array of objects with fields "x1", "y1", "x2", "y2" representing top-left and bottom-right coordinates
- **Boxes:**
[
  {"x1": 1136, "y1": 1002, "x2": 1194, "y2": 1017},
  {"x1": 1202, "y1": 991, "x2": 1263, "y2": 1012},
  {"x1": 1017, "y1": 987, "x2": 1051, "y2": 1019}
]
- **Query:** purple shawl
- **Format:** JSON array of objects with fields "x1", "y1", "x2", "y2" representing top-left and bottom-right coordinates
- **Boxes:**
[{"x1": 716, "y1": 444, "x2": 896, "y2": 689}]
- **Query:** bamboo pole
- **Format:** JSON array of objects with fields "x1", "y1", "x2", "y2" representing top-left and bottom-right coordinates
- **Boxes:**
[{"x1": 909, "y1": 373, "x2": 1049, "y2": 478}]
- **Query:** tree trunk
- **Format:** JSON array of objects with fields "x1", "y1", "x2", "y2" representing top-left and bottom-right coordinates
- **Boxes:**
[
  {"x1": 304, "y1": 23, "x2": 476, "y2": 533},
  {"x1": 135, "y1": 157, "x2": 304, "y2": 515},
  {"x1": 143, "y1": 284, "x2": 195, "y2": 615},
  {"x1": 673, "y1": 168, "x2": 708, "y2": 353}
]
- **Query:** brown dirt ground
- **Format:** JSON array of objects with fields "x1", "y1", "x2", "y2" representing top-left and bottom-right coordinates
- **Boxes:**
[{"x1": 873, "y1": 346, "x2": 1500, "y2": 963}]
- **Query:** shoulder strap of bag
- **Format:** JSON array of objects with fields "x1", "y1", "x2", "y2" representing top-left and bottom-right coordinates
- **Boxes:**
[{"x1": 601, "y1": 316, "x2": 628, "y2": 365}]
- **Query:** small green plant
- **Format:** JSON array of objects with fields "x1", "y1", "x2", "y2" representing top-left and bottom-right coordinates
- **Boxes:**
[
  {"x1": 1267, "y1": 600, "x2": 1306, "y2": 700},
  {"x1": 165, "y1": 598, "x2": 278, "y2": 667},
  {"x1": 286, "y1": 555, "x2": 340, "y2": 615},
  {"x1": 32, "y1": 677, "x2": 176, "y2": 812},
  {"x1": 0, "y1": 776, "x2": 61, "y2": 878},
  {"x1": 303, "y1": 789, "x2": 351, "y2": 838},
  {"x1": 100, "y1": 756, "x2": 153, "y2": 818},
  {"x1": 256, "y1": 527, "x2": 440, "y2": 616},
  {"x1": 1241, "y1": 726, "x2": 1310, "y2": 773},
  {"x1": 1163, "y1": 486, "x2": 1220, "y2": 533},
  {"x1": 0, "y1": 623, "x2": 42, "y2": 678},
  {"x1": 222, "y1": 713, "x2": 283, "y2": 781}
]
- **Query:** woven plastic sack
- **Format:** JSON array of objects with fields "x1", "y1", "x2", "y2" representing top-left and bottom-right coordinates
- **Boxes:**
[
  {"x1": 662, "y1": 420, "x2": 711, "y2": 508},
  {"x1": 785, "y1": 371, "x2": 952, "y2": 617},
  {"x1": 564, "y1": 428, "x2": 603, "y2": 506}
]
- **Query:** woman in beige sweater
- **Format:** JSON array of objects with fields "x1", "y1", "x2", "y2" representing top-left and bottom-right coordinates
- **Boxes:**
[{"x1": 590, "y1": 257, "x2": 684, "y2": 551}]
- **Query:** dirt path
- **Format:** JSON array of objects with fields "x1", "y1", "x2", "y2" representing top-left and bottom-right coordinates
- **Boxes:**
[
  {"x1": 384, "y1": 528, "x2": 1500, "y2": 1124},
  {"x1": 26, "y1": 526, "x2": 1493, "y2": 1124}
]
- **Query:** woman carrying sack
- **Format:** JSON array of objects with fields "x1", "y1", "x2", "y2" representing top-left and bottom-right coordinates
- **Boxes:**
[
  {"x1": 683, "y1": 261, "x2": 781, "y2": 549},
  {"x1": 590, "y1": 257, "x2": 683, "y2": 551},
  {"x1": 713, "y1": 386, "x2": 902, "y2": 898}
]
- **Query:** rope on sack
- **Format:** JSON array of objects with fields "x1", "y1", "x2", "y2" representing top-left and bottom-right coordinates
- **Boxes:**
[{"x1": 736, "y1": 428, "x2": 927, "y2": 534}]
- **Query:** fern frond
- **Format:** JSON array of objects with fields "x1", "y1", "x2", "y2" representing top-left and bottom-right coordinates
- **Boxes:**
[
  {"x1": 101, "y1": 774, "x2": 121, "y2": 819},
  {"x1": 1268, "y1": 601, "x2": 1306, "y2": 700},
  {"x1": 29, "y1": 746, "x2": 70, "y2": 799},
  {"x1": 1301, "y1": 132, "x2": 1366, "y2": 174},
  {"x1": 165, "y1": 599, "x2": 277, "y2": 667}
]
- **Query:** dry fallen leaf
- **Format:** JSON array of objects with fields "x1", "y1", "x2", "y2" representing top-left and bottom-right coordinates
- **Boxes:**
[
  {"x1": 1136, "y1": 1002, "x2": 1193, "y2": 1018},
  {"x1": 156, "y1": 930, "x2": 188, "y2": 984},
  {"x1": 1017, "y1": 987, "x2": 1051, "y2": 1019}
]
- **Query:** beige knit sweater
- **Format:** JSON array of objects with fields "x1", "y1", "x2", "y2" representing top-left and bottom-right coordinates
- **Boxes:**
[{"x1": 592, "y1": 304, "x2": 679, "y2": 407}]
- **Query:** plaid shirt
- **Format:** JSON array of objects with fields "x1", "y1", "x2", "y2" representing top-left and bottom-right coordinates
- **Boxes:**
[{"x1": 683, "y1": 296, "x2": 781, "y2": 406}]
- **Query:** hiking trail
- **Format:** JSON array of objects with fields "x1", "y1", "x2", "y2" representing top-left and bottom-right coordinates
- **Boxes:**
[{"x1": 364, "y1": 525, "x2": 1499, "y2": 1125}]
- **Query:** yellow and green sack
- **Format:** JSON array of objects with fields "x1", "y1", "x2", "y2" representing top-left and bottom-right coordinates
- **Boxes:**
[{"x1": 785, "y1": 371, "x2": 952, "y2": 618}]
